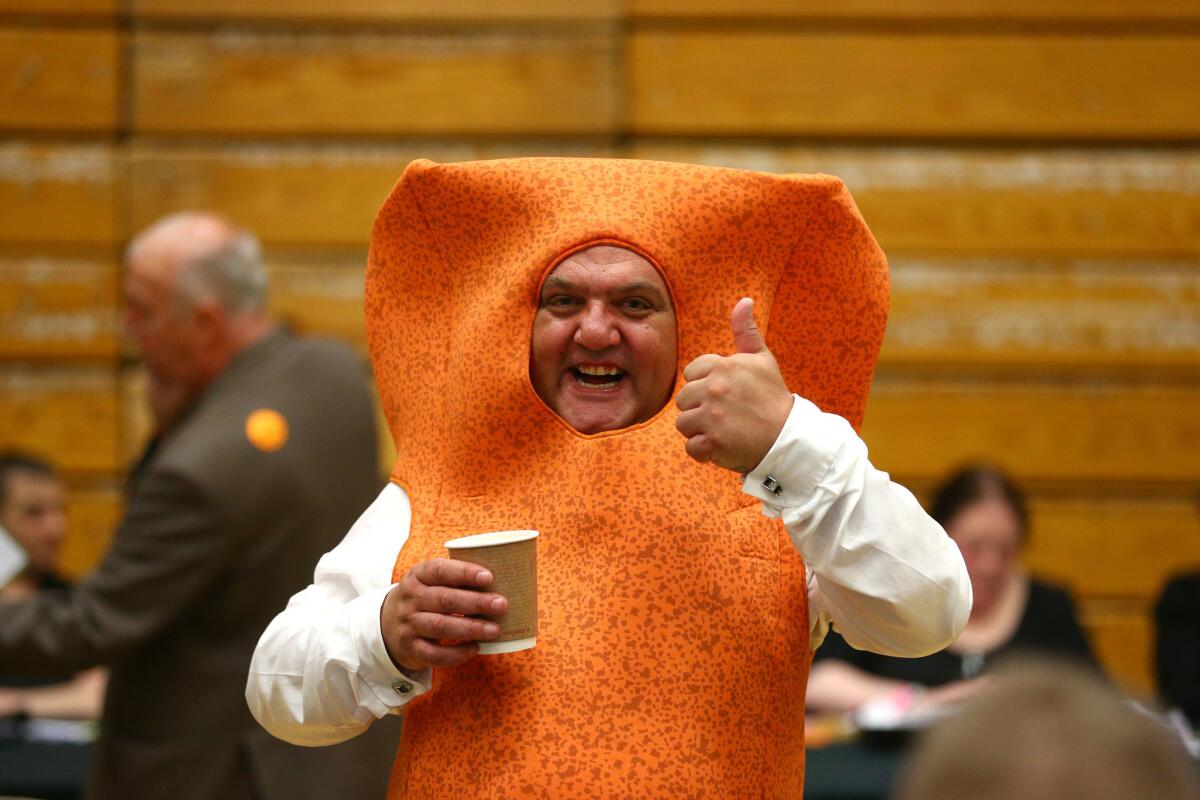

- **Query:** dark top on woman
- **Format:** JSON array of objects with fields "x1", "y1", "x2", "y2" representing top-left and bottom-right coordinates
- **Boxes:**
[
  {"x1": 1155, "y1": 570, "x2": 1200, "y2": 727},
  {"x1": 813, "y1": 579, "x2": 1098, "y2": 685}
]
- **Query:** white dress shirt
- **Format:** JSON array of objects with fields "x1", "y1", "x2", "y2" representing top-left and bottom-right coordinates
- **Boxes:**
[{"x1": 247, "y1": 396, "x2": 971, "y2": 747}]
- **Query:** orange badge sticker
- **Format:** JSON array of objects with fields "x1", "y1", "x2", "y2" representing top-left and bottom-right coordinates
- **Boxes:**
[{"x1": 245, "y1": 408, "x2": 289, "y2": 452}]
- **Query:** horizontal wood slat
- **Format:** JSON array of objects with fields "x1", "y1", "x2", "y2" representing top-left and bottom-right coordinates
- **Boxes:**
[
  {"x1": 0, "y1": 28, "x2": 118, "y2": 132},
  {"x1": 0, "y1": 251, "x2": 118, "y2": 359},
  {"x1": 1024, "y1": 497, "x2": 1200, "y2": 600},
  {"x1": 882, "y1": 257, "x2": 1200, "y2": 374},
  {"x1": 269, "y1": 249, "x2": 367, "y2": 348},
  {"x1": 0, "y1": 0, "x2": 116, "y2": 14},
  {"x1": 629, "y1": 145, "x2": 1200, "y2": 257},
  {"x1": 630, "y1": 0, "x2": 1200, "y2": 22},
  {"x1": 133, "y1": 31, "x2": 617, "y2": 135},
  {"x1": 0, "y1": 365, "x2": 120, "y2": 474},
  {"x1": 861, "y1": 380, "x2": 1200, "y2": 485},
  {"x1": 0, "y1": 144, "x2": 120, "y2": 245},
  {"x1": 630, "y1": 31, "x2": 1200, "y2": 139},
  {"x1": 133, "y1": 0, "x2": 618, "y2": 22}
]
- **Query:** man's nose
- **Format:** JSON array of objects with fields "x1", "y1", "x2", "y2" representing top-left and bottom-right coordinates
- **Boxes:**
[{"x1": 573, "y1": 303, "x2": 620, "y2": 350}]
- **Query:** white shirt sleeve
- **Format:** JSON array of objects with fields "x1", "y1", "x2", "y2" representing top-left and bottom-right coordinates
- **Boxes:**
[
  {"x1": 743, "y1": 395, "x2": 972, "y2": 657},
  {"x1": 246, "y1": 484, "x2": 430, "y2": 747}
]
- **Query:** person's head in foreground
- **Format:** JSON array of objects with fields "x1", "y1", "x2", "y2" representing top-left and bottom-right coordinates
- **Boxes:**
[
  {"x1": 930, "y1": 465, "x2": 1029, "y2": 620},
  {"x1": 0, "y1": 451, "x2": 66, "y2": 579},
  {"x1": 123, "y1": 211, "x2": 273, "y2": 432},
  {"x1": 893, "y1": 658, "x2": 1200, "y2": 800}
]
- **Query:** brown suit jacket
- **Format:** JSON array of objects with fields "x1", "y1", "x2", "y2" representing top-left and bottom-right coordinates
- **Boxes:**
[{"x1": 0, "y1": 329, "x2": 400, "y2": 800}]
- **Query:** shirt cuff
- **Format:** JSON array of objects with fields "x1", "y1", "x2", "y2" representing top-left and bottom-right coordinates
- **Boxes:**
[
  {"x1": 350, "y1": 584, "x2": 430, "y2": 712},
  {"x1": 742, "y1": 394, "x2": 848, "y2": 512}
]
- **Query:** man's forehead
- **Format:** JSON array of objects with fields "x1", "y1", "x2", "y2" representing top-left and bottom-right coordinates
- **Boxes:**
[
  {"x1": 546, "y1": 245, "x2": 669, "y2": 293},
  {"x1": 7, "y1": 472, "x2": 62, "y2": 497}
]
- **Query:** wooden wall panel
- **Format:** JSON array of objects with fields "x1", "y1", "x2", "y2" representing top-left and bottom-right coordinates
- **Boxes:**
[
  {"x1": 0, "y1": 144, "x2": 119, "y2": 245},
  {"x1": 631, "y1": 0, "x2": 1200, "y2": 21},
  {"x1": 0, "y1": 29, "x2": 118, "y2": 132},
  {"x1": 882, "y1": 257, "x2": 1200, "y2": 374},
  {"x1": 861, "y1": 380, "x2": 1200, "y2": 485},
  {"x1": 128, "y1": 143, "x2": 612, "y2": 245},
  {"x1": 134, "y1": 0, "x2": 618, "y2": 22},
  {"x1": 59, "y1": 483, "x2": 120, "y2": 580},
  {"x1": 269, "y1": 250, "x2": 367, "y2": 349},
  {"x1": 0, "y1": 365, "x2": 120, "y2": 474},
  {"x1": 1024, "y1": 497, "x2": 1200, "y2": 599},
  {"x1": 1082, "y1": 604, "x2": 1154, "y2": 695},
  {"x1": 0, "y1": 251, "x2": 118, "y2": 359},
  {"x1": 129, "y1": 147, "x2": 410, "y2": 246},
  {"x1": 133, "y1": 31, "x2": 617, "y2": 135},
  {"x1": 630, "y1": 145, "x2": 1200, "y2": 257},
  {"x1": 0, "y1": 0, "x2": 116, "y2": 15},
  {"x1": 630, "y1": 32, "x2": 1200, "y2": 139}
]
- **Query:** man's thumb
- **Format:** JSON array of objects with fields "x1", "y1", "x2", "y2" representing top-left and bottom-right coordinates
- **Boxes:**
[{"x1": 731, "y1": 297, "x2": 766, "y2": 354}]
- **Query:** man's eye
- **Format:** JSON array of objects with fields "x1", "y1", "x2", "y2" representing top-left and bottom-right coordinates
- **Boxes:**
[
  {"x1": 623, "y1": 298, "x2": 652, "y2": 312},
  {"x1": 544, "y1": 295, "x2": 579, "y2": 310}
]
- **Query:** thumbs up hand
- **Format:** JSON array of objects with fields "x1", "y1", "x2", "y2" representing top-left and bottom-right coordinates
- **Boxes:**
[{"x1": 675, "y1": 298, "x2": 794, "y2": 473}]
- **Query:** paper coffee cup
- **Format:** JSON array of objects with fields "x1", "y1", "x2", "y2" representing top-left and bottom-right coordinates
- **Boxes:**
[{"x1": 445, "y1": 530, "x2": 538, "y2": 654}]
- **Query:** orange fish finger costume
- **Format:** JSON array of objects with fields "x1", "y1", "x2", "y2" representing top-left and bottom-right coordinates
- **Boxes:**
[{"x1": 366, "y1": 157, "x2": 888, "y2": 798}]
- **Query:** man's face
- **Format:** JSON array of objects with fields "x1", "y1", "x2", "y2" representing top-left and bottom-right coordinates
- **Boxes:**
[
  {"x1": 531, "y1": 246, "x2": 677, "y2": 434},
  {"x1": 948, "y1": 498, "x2": 1022, "y2": 617},
  {"x1": 122, "y1": 248, "x2": 203, "y2": 389},
  {"x1": 0, "y1": 472, "x2": 67, "y2": 576}
]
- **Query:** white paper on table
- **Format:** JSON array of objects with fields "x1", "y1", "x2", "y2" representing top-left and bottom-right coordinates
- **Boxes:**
[{"x1": 0, "y1": 522, "x2": 29, "y2": 587}]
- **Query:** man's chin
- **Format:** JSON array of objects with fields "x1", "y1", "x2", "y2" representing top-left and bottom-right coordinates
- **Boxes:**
[{"x1": 556, "y1": 401, "x2": 635, "y2": 435}]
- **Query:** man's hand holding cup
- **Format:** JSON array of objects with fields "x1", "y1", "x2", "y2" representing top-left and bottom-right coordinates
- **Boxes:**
[{"x1": 380, "y1": 559, "x2": 507, "y2": 673}]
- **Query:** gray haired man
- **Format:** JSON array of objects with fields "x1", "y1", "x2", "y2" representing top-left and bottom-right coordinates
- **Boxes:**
[{"x1": 0, "y1": 213, "x2": 399, "y2": 800}]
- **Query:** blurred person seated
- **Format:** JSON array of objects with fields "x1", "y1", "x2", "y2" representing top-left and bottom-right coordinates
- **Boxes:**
[
  {"x1": 1154, "y1": 488, "x2": 1200, "y2": 730},
  {"x1": 0, "y1": 451, "x2": 105, "y2": 721},
  {"x1": 891, "y1": 657, "x2": 1200, "y2": 800},
  {"x1": 807, "y1": 465, "x2": 1098, "y2": 716}
]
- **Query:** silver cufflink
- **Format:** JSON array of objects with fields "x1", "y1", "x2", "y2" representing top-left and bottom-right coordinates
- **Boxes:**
[
  {"x1": 761, "y1": 475, "x2": 783, "y2": 496},
  {"x1": 392, "y1": 680, "x2": 413, "y2": 695}
]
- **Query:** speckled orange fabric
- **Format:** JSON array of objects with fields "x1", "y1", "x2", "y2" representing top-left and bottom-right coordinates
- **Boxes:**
[{"x1": 366, "y1": 158, "x2": 888, "y2": 799}]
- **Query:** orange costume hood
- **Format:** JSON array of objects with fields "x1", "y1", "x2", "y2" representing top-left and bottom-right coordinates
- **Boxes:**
[{"x1": 366, "y1": 158, "x2": 887, "y2": 799}]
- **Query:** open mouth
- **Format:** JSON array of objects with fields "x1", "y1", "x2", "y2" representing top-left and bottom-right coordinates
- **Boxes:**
[{"x1": 571, "y1": 364, "x2": 625, "y2": 390}]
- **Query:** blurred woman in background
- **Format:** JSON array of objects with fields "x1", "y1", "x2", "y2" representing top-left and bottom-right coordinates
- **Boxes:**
[{"x1": 806, "y1": 464, "x2": 1098, "y2": 714}]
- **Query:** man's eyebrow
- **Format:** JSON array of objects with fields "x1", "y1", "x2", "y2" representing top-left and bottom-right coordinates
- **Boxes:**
[
  {"x1": 614, "y1": 279, "x2": 665, "y2": 296},
  {"x1": 541, "y1": 276, "x2": 575, "y2": 292}
]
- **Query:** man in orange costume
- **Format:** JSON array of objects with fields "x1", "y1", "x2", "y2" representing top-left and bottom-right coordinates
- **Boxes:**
[{"x1": 248, "y1": 158, "x2": 970, "y2": 797}]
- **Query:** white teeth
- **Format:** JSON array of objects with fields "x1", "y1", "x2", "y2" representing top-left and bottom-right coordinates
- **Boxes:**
[
  {"x1": 576, "y1": 365, "x2": 622, "y2": 376},
  {"x1": 574, "y1": 374, "x2": 619, "y2": 390}
]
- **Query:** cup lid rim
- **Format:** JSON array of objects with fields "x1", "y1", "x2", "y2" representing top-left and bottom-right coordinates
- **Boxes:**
[{"x1": 445, "y1": 529, "x2": 540, "y2": 549}]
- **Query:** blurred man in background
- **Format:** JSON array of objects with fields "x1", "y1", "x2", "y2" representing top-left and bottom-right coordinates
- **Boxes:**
[
  {"x1": 0, "y1": 213, "x2": 399, "y2": 800},
  {"x1": 892, "y1": 658, "x2": 1200, "y2": 800},
  {"x1": 0, "y1": 451, "x2": 105, "y2": 721}
]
